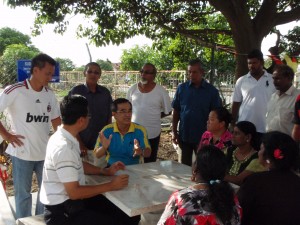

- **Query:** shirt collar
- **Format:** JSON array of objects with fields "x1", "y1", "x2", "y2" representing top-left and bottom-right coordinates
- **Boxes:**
[
  {"x1": 25, "y1": 79, "x2": 48, "y2": 92},
  {"x1": 188, "y1": 79, "x2": 207, "y2": 88},
  {"x1": 84, "y1": 83, "x2": 102, "y2": 93},
  {"x1": 58, "y1": 126, "x2": 79, "y2": 145},
  {"x1": 246, "y1": 70, "x2": 269, "y2": 78},
  {"x1": 113, "y1": 122, "x2": 135, "y2": 134},
  {"x1": 275, "y1": 85, "x2": 295, "y2": 96}
]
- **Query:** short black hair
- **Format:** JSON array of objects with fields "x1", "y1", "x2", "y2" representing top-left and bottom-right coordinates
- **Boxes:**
[
  {"x1": 188, "y1": 58, "x2": 203, "y2": 69},
  {"x1": 247, "y1": 49, "x2": 264, "y2": 62},
  {"x1": 30, "y1": 53, "x2": 56, "y2": 74},
  {"x1": 60, "y1": 95, "x2": 88, "y2": 125},
  {"x1": 84, "y1": 62, "x2": 101, "y2": 74},
  {"x1": 273, "y1": 64, "x2": 294, "y2": 80},
  {"x1": 111, "y1": 98, "x2": 132, "y2": 112}
]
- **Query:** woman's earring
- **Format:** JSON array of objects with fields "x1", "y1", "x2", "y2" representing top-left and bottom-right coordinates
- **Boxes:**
[{"x1": 266, "y1": 159, "x2": 270, "y2": 164}]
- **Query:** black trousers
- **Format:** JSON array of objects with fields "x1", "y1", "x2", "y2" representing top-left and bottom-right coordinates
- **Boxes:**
[
  {"x1": 44, "y1": 195, "x2": 140, "y2": 225},
  {"x1": 178, "y1": 140, "x2": 198, "y2": 166},
  {"x1": 144, "y1": 134, "x2": 161, "y2": 163}
]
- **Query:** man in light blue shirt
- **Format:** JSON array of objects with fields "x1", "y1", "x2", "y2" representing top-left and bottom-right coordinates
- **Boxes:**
[{"x1": 94, "y1": 98, "x2": 151, "y2": 165}]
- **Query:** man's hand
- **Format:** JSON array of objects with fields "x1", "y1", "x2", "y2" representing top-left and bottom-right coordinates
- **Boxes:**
[
  {"x1": 172, "y1": 131, "x2": 179, "y2": 145},
  {"x1": 80, "y1": 145, "x2": 88, "y2": 157},
  {"x1": 110, "y1": 174, "x2": 129, "y2": 190},
  {"x1": 133, "y1": 139, "x2": 143, "y2": 157},
  {"x1": 4, "y1": 132, "x2": 25, "y2": 148},
  {"x1": 104, "y1": 161, "x2": 126, "y2": 176},
  {"x1": 100, "y1": 131, "x2": 112, "y2": 150}
]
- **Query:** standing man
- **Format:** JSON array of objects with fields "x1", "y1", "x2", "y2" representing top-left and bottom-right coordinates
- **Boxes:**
[
  {"x1": 127, "y1": 63, "x2": 172, "y2": 162},
  {"x1": 0, "y1": 54, "x2": 61, "y2": 219},
  {"x1": 40, "y1": 95, "x2": 139, "y2": 225},
  {"x1": 232, "y1": 49, "x2": 275, "y2": 149},
  {"x1": 266, "y1": 65, "x2": 300, "y2": 136},
  {"x1": 94, "y1": 98, "x2": 151, "y2": 166},
  {"x1": 172, "y1": 59, "x2": 221, "y2": 166},
  {"x1": 69, "y1": 62, "x2": 112, "y2": 162}
]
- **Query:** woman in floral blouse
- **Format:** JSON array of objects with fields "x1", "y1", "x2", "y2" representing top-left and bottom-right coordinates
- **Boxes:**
[
  {"x1": 158, "y1": 145, "x2": 242, "y2": 225},
  {"x1": 198, "y1": 107, "x2": 232, "y2": 153}
]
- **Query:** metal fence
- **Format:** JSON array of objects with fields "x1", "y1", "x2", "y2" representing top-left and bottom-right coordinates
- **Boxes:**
[
  {"x1": 0, "y1": 70, "x2": 235, "y2": 106},
  {"x1": 49, "y1": 70, "x2": 235, "y2": 106}
]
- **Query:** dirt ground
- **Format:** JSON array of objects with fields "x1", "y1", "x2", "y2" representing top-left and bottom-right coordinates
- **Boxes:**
[{"x1": 2, "y1": 131, "x2": 177, "y2": 196}]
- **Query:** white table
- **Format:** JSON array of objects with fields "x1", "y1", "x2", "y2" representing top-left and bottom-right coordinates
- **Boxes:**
[{"x1": 85, "y1": 160, "x2": 192, "y2": 217}]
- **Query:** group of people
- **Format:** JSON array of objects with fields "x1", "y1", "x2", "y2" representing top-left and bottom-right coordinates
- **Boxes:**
[
  {"x1": 0, "y1": 54, "x2": 172, "y2": 224},
  {"x1": 160, "y1": 49, "x2": 300, "y2": 224},
  {"x1": 0, "y1": 49, "x2": 299, "y2": 225}
]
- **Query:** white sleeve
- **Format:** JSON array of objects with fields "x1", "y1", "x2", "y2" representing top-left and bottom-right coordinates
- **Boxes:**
[
  {"x1": 126, "y1": 85, "x2": 134, "y2": 102},
  {"x1": 50, "y1": 92, "x2": 61, "y2": 120},
  {"x1": 160, "y1": 86, "x2": 172, "y2": 114},
  {"x1": 0, "y1": 87, "x2": 18, "y2": 113},
  {"x1": 232, "y1": 76, "x2": 243, "y2": 103}
]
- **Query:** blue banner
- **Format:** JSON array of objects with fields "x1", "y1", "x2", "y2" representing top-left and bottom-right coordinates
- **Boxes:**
[{"x1": 17, "y1": 60, "x2": 60, "y2": 83}]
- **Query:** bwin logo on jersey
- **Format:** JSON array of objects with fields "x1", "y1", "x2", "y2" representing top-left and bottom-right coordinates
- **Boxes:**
[{"x1": 26, "y1": 113, "x2": 49, "y2": 123}]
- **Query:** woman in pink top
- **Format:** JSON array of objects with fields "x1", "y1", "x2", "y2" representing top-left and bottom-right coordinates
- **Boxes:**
[{"x1": 198, "y1": 107, "x2": 232, "y2": 153}]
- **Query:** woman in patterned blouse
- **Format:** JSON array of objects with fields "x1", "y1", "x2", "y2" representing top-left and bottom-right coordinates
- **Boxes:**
[
  {"x1": 198, "y1": 107, "x2": 232, "y2": 153},
  {"x1": 158, "y1": 145, "x2": 242, "y2": 225},
  {"x1": 225, "y1": 121, "x2": 265, "y2": 185}
]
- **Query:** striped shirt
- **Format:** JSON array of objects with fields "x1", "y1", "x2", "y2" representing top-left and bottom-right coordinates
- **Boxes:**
[{"x1": 40, "y1": 126, "x2": 85, "y2": 205}]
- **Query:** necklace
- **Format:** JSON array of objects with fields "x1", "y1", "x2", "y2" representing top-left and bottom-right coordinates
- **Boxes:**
[{"x1": 235, "y1": 147, "x2": 254, "y2": 161}]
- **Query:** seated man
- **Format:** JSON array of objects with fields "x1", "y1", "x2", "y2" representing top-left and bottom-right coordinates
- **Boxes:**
[
  {"x1": 94, "y1": 98, "x2": 151, "y2": 165},
  {"x1": 40, "y1": 95, "x2": 140, "y2": 225}
]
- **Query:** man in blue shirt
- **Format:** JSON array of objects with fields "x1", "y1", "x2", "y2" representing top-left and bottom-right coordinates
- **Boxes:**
[
  {"x1": 172, "y1": 59, "x2": 221, "y2": 166},
  {"x1": 94, "y1": 98, "x2": 151, "y2": 165}
]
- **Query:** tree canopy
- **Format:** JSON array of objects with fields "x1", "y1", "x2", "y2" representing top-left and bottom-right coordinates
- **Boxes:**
[
  {"x1": 6, "y1": 0, "x2": 300, "y2": 77},
  {"x1": 0, "y1": 44, "x2": 39, "y2": 86},
  {"x1": 0, "y1": 27, "x2": 32, "y2": 56},
  {"x1": 96, "y1": 59, "x2": 114, "y2": 71},
  {"x1": 55, "y1": 57, "x2": 76, "y2": 71}
]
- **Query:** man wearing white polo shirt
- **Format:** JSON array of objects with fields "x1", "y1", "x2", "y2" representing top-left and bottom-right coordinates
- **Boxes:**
[
  {"x1": 40, "y1": 95, "x2": 140, "y2": 225},
  {"x1": 232, "y1": 49, "x2": 275, "y2": 149}
]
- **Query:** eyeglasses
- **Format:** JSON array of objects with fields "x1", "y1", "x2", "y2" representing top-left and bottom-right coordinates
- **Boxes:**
[
  {"x1": 140, "y1": 70, "x2": 155, "y2": 75},
  {"x1": 116, "y1": 110, "x2": 132, "y2": 114},
  {"x1": 86, "y1": 70, "x2": 100, "y2": 75}
]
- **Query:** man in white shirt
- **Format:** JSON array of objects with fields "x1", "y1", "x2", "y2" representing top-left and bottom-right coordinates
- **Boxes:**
[
  {"x1": 40, "y1": 95, "x2": 140, "y2": 225},
  {"x1": 266, "y1": 64, "x2": 300, "y2": 136},
  {"x1": 127, "y1": 63, "x2": 172, "y2": 162},
  {"x1": 0, "y1": 54, "x2": 61, "y2": 219},
  {"x1": 232, "y1": 49, "x2": 275, "y2": 149}
]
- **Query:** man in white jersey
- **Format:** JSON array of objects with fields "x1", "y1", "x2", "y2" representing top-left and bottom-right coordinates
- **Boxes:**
[
  {"x1": 41, "y1": 95, "x2": 140, "y2": 225},
  {"x1": 0, "y1": 54, "x2": 61, "y2": 219},
  {"x1": 127, "y1": 63, "x2": 172, "y2": 162},
  {"x1": 232, "y1": 49, "x2": 275, "y2": 150}
]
